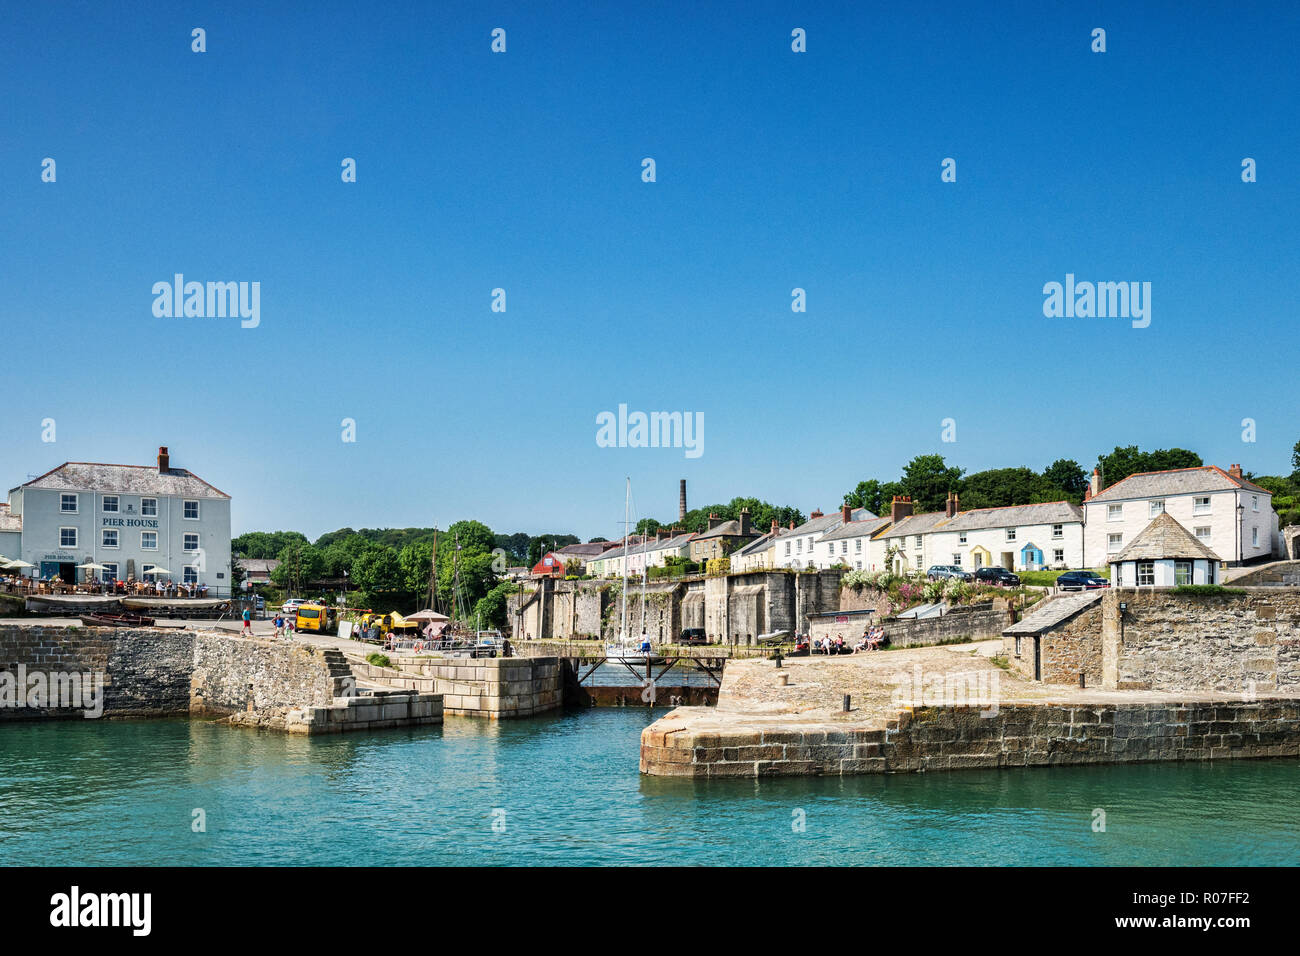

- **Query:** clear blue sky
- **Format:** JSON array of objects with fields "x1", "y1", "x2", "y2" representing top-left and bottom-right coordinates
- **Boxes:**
[{"x1": 3, "y1": 1, "x2": 1297, "y2": 540}]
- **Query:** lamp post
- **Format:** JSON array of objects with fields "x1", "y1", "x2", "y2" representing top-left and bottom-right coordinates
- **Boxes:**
[{"x1": 1236, "y1": 502, "x2": 1245, "y2": 564}]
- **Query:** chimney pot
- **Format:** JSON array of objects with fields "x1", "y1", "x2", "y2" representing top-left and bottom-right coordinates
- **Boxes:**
[
  {"x1": 1229, "y1": 463, "x2": 1243, "y2": 480},
  {"x1": 810, "y1": 508, "x2": 824, "y2": 519},
  {"x1": 157, "y1": 446, "x2": 170, "y2": 473},
  {"x1": 841, "y1": 503, "x2": 852, "y2": 525},
  {"x1": 890, "y1": 495, "x2": 915, "y2": 525}
]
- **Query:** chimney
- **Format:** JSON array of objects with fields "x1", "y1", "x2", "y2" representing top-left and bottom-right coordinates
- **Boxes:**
[
  {"x1": 739, "y1": 508, "x2": 751, "y2": 536},
  {"x1": 707, "y1": 512, "x2": 720, "y2": 531},
  {"x1": 890, "y1": 495, "x2": 914, "y2": 525},
  {"x1": 789, "y1": 519, "x2": 796, "y2": 530},
  {"x1": 945, "y1": 491, "x2": 958, "y2": 518},
  {"x1": 810, "y1": 508, "x2": 824, "y2": 519},
  {"x1": 1089, "y1": 468, "x2": 1102, "y2": 498},
  {"x1": 841, "y1": 503, "x2": 852, "y2": 525},
  {"x1": 771, "y1": 518, "x2": 779, "y2": 534},
  {"x1": 679, "y1": 479, "x2": 687, "y2": 522},
  {"x1": 1229, "y1": 463, "x2": 1243, "y2": 480},
  {"x1": 157, "y1": 446, "x2": 170, "y2": 473}
]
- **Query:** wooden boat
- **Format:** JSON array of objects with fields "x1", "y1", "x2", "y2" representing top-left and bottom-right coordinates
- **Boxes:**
[{"x1": 79, "y1": 612, "x2": 156, "y2": 628}]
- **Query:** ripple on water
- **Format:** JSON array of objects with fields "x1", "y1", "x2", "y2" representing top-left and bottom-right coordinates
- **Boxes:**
[{"x1": 0, "y1": 712, "x2": 1297, "y2": 865}]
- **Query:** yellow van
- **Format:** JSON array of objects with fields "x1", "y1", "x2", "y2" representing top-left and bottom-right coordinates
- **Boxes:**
[{"x1": 295, "y1": 603, "x2": 337, "y2": 635}]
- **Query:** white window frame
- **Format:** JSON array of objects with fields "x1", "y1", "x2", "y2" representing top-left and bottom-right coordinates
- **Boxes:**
[
  {"x1": 1107, "y1": 504, "x2": 1122, "y2": 522},
  {"x1": 141, "y1": 531, "x2": 159, "y2": 550},
  {"x1": 142, "y1": 563, "x2": 156, "y2": 577},
  {"x1": 1107, "y1": 533, "x2": 1123, "y2": 553},
  {"x1": 952, "y1": 553, "x2": 962, "y2": 566},
  {"x1": 183, "y1": 533, "x2": 200, "y2": 553},
  {"x1": 855, "y1": 539, "x2": 862, "y2": 553},
  {"x1": 60, "y1": 493, "x2": 78, "y2": 513},
  {"x1": 1051, "y1": 524, "x2": 1063, "y2": 539},
  {"x1": 183, "y1": 566, "x2": 199, "y2": 585},
  {"x1": 1251, "y1": 495, "x2": 1259, "y2": 512},
  {"x1": 1194, "y1": 526, "x2": 1211, "y2": 541},
  {"x1": 1174, "y1": 561, "x2": 1192, "y2": 586},
  {"x1": 183, "y1": 499, "x2": 200, "y2": 520},
  {"x1": 1053, "y1": 548, "x2": 1065, "y2": 563},
  {"x1": 102, "y1": 495, "x2": 119, "y2": 513},
  {"x1": 141, "y1": 497, "x2": 158, "y2": 517},
  {"x1": 101, "y1": 529, "x2": 119, "y2": 549},
  {"x1": 1252, "y1": 527, "x2": 1259, "y2": 547},
  {"x1": 60, "y1": 526, "x2": 78, "y2": 548},
  {"x1": 1149, "y1": 499, "x2": 1165, "y2": 517},
  {"x1": 1193, "y1": 496, "x2": 1211, "y2": 515},
  {"x1": 101, "y1": 562, "x2": 118, "y2": 582},
  {"x1": 1005, "y1": 528, "x2": 1017, "y2": 542},
  {"x1": 1136, "y1": 561, "x2": 1155, "y2": 586},
  {"x1": 958, "y1": 532, "x2": 967, "y2": 545}
]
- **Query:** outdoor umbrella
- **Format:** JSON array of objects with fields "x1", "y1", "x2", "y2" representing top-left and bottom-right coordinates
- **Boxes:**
[
  {"x1": 144, "y1": 567, "x2": 171, "y2": 575},
  {"x1": 5, "y1": 560, "x2": 33, "y2": 569},
  {"x1": 77, "y1": 562, "x2": 110, "y2": 571}
]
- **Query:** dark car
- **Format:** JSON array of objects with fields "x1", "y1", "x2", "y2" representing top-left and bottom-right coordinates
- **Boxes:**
[
  {"x1": 973, "y1": 567, "x2": 1021, "y2": 587},
  {"x1": 1056, "y1": 570, "x2": 1109, "y2": 591},
  {"x1": 678, "y1": 627, "x2": 708, "y2": 645}
]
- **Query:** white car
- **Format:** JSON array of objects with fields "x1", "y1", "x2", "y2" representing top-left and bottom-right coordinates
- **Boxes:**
[{"x1": 281, "y1": 598, "x2": 308, "y2": 616}]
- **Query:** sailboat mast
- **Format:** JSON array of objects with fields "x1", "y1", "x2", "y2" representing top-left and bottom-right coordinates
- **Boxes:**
[
  {"x1": 640, "y1": 530, "x2": 648, "y2": 636},
  {"x1": 621, "y1": 478, "x2": 630, "y2": 640}
]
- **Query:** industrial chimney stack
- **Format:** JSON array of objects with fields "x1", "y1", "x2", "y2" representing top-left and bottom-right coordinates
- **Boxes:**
[{"x1": 679, "y1": 479, "x2": 687, "y2": 521}]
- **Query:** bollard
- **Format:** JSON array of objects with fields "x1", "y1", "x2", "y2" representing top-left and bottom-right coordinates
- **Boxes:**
[
  {"x1": 843, "y1": 694, "x2": 851, "y2": 712},
  {"x1": 775, "y1": 672, "x2": 789, "y2": 687}
]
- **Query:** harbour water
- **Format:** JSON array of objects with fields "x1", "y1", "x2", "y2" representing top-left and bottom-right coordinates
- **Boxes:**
[{"x1": 1, "y1": 709, "x2": 1296, "y2": 866}]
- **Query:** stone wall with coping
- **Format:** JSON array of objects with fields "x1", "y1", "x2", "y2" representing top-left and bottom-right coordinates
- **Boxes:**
[
  {"x1": 189, "y1": 633, "x2": 342, "y2": 717},
  {"x1": 881, "y1": 601, "x2": 1013, "y2": 649},
  {"x1": 640, "y1": 698, "x2": 1300, "y2": 777},
  {"x1": 350, "y1": 654, "x2": 561, "y2": 718},
  {"x1": 1101, "y1": 588, "x2": 1300, "y2": 693},
  {"x1": 1003, "y1": 603, "x2": 1104, "y2": 685}
]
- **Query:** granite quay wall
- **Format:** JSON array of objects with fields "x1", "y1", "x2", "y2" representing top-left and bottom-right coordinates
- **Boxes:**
[
  {"x1": 640, "y1": 698, "x2": 1300, "y2": 778},
  {"x1": 1101, "y1": 588, "x2": 1300, "y2": 694},
  {"x1": 0, "y1": 624, "x2": 193, "y2": 719},
  {"x1": 350, "y1": 654, "x2": 561, "y2": 718},
  {"x1": 0, "y1": 624, "x2": 439, "y2": 734}
]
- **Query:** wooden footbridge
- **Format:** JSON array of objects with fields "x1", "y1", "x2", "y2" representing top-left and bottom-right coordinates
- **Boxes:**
[{"x1": 512, "y1": 639, "x2": 774, "y2": 688}]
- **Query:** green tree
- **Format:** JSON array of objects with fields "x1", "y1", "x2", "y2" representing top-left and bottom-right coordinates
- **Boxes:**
[
  {"x1": 351, "y1": 546, "x2": 403, "y2": 595},
  {"x1": 900, "y1": 455, "x2": 965, "y2": 513},
  {"x1": 1097, "y1": 446, "x2": 1202, "y2": 488},
  {"x1": 1041, "y1": 458, "x2": 1088, "y2": 499},
  {"x1": 959, "y1": 467, "x2": 1056, "y2": 510},
  {"x1": 271, "y1": 542, "x2": 324, "y2": 595},
  {"x1": 473, "y1": 581, "x2": 519, "y2": 629}
]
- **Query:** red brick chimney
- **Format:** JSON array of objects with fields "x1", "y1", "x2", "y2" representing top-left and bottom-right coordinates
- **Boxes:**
[
  {"x1": 770, "y1": 518, "x2": 778, "y2": 534},
  {"x1": 945, "y1": 491, "x2": 959, "y2": 518},
  {"x1": 707, "y1": 512, "x2": 720, "y2": 530},
  {"x1": 890, "y1": 495, "x2": 914, "y2": 525},
  {"x1": 157, "y1": 446, "x2": 170, "y2": 473},
  {"x1": 1229, "y1": 463, "x2": 1243, "y2": 481},
  {"x1": 789, "y1": 519, "x2": 795, "y2": 530},
  {"x1": 841, "y1": 503, "x2": 852, "y2": 525},
  {"x1": 810, "y1": 508, "x2": 824, "y2": 519}
]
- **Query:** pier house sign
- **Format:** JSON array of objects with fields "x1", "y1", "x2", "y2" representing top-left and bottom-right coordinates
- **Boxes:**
[{"x1": 102, "y1": 518, "x2": 159, "y2": 528}]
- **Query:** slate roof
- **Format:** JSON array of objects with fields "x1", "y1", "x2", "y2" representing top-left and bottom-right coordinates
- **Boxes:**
[
  {"x1": 694, "y1": 519, "x2": 761, "y2": 541},
  {"x1": 1003, "y1": 590, "x2": 1104, "y2": 635},
  {"x1": 820, "y1": 516, "x2": 892, "y2": 542},
  {"x1": 554, "y1": 542, "x2": 611, "y2": 559},
  {"x1": 646, "y1": 532, "x2": 697, "y2": 553},
  {"x1": 16, "y1": 461, "x2": 229, "y2": 498},
  {"x1": 788, "y1": 507, "x2": 877, "y2": 538},
  {"x1": 941, "y1": 501, "x2": 1084, "y2": 532},
  {"x1": 1113, "y1": 512, "x2": 1221, "y2": 562},
  {"x1": 874, "y1": 511, "x2": 950, "y2": 540},
  {"x1": 733, "y1": 528, "x2": 790, "y2": 557},
  {"x1": 1088, "y1": 466, "x2": 1270, "y2": 504}
]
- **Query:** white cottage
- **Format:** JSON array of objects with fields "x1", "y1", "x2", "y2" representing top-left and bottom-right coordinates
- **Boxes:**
[
  {"x1": 1083, "y1": 464, "x2": 1276, "y2": 567},
  {"x1": 928, "y1": 499, "x2": 1085, "y2": 572},
  {"x1": 1108, "y1": 512, "x2": 1221, "y2": 587}
]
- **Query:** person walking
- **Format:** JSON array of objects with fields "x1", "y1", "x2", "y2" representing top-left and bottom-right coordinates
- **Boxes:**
[
  {"x1": 241, "y1": 606, "x2": 252, "y2": 633},
  {"x1": 272, "y1": 613, "x2": 284, "y2": 639}
]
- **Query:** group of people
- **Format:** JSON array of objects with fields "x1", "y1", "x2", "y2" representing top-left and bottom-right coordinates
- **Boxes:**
[
  {"x1": 854, "y1": 624, "x2": 887, "y2": 652},
  {"x1": 807, "y1": 625, "x2": 887, "y2": 655}
]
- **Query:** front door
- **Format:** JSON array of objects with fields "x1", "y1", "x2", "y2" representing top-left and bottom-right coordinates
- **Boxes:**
[{"x1": 1034, "y1": 637, "x2": 1041, "y2": 681}]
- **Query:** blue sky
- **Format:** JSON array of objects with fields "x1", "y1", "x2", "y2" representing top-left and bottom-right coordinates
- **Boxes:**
[{"x1": 2, "y1": 1, "x2": 1297, "y2": 540}]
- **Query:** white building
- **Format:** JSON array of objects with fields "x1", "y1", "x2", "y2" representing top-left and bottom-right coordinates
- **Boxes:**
[
  {"x1": 4, "y1": 446, "x2": 233, "y2": 593},
  {"x1": 868, "y1": 496, "x2": 950, "y2": 573},
  {"x1": 927, "y1": 500, "x2": 1085, "y2": 572},
  {"x1": 1083, "y1": 465, "x2": 1276, "y2": 567},
  {"x1": 816, "y1": 516, "x2": 891, "y2": 570},
  {"x1": 1109, "y1": 512, "x2": 1221, "y2": 587},
  {"x1": 775, "y1": 505, "x2": 877, "y2": 569},
  {"x1": 732, "y1": 523, "x2": 792, "y2": 572}
]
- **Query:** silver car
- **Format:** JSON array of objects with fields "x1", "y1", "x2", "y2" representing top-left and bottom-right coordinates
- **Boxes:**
[{"x1": 927, "y1": 565, "x2": 971, "y2": 581}]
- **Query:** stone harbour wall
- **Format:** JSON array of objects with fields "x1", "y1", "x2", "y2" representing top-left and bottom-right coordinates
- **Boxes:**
[
  {"x1": 350, "y1": 654, "x2": 561, "y2": 718},
  {"x1": 189, "y1": 633, "x2": 342, "y2": 717},
  {"x1": 640, "y1": 698, "x2": 1300, "y2": 777},
  {"x1": 884, "y1": 601, "x2": 1014, "y2": 649},
  {"x1": 0, "y1": 624, "x2": 194, "y2": 719},
  {"x1": 1101, "y1": 588, "x2": 1300, "y2": 693}
]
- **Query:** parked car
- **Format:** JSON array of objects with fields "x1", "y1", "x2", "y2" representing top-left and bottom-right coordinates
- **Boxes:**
[
  {"x1": 678, "y1": 627, "x2": 708, "y2": 646},
  {"x1": 927, "y1": 565, "x2": 971, "y2": 581},
  {"x1": 973, "y1": 567, "x2": 1021, "y2": 587},
  {"x1": 281, "y1": 598, "x2": 308, "y2": 616},
  {"x1": 1055, "y1": 570, "x2": 1109, "y2": 591}
]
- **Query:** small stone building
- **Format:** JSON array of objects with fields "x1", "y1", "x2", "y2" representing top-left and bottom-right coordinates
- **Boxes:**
[
  {"x1": 1108, "y1": 512, "x2": 1220, "y2": 588},
  {"x1": 1002, "y1": 590, "x2": 1105, "y2": 684}
]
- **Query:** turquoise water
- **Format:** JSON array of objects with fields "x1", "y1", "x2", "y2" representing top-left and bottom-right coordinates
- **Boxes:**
[{"x1": 1, "y1": 709, "x2": 1297, "y2": 866}]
